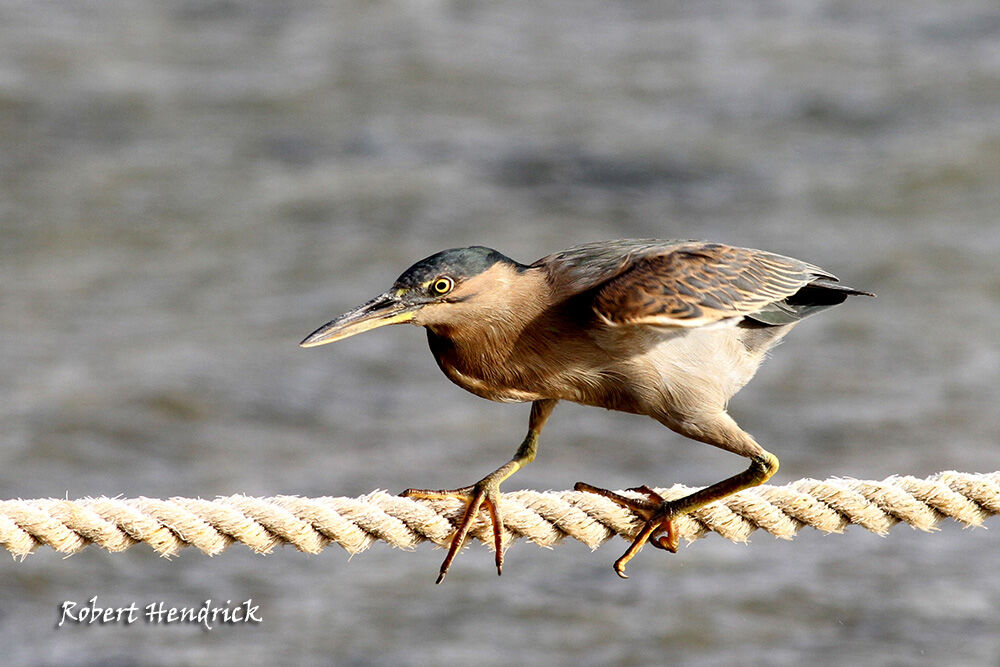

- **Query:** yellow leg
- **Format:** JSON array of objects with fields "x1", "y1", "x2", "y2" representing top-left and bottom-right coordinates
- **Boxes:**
[
  {"x1": 402, "y1": 399, "x2": 557, "y2": 583},
  {"x1": 576, "y1": 450, "x2": 779, "y2": 578}
]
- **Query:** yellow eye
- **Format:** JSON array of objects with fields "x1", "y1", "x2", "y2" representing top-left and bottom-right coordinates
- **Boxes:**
[{"x1": 431, "y1": 276, "x2": 454, "y2": 295}]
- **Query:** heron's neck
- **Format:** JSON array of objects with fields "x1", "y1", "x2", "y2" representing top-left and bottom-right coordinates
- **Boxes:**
[
  {"x1": 434, "y1": 278, "x2": 550, "y2": 357},
  {"x1": 425, "y1": 268, "x2": 557, "y2": 393}
]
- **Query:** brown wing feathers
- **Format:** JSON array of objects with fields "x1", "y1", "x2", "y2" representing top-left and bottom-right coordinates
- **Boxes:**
[{"x1": 592, "y1": 244, "x2": 830, "y2": 328}]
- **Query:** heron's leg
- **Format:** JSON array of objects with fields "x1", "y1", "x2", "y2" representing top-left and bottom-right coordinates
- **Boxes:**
[
  {"x1": 576, "y1": 412, "x2": 778, "y2": 578},
  {"x1": 402, "y1": 399, "x2": 557, "y2": 583}
]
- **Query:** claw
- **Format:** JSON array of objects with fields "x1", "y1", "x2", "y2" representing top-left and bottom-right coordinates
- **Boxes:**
[
  {"x1": 576, "y1": 482, "x2": 679, "y2": 578},
  {"x1": 653, "y1": 527, "x2": 679, "y2": 553},
  {"x1": 484, "y1": 498, "x2": 505, "y2": 575},
  {"x1": 402, "y1": 481, "x2": 507, "y2": 583}
]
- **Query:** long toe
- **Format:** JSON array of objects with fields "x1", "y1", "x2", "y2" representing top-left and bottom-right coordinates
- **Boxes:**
[
  {"x1": 576, "y1": 483, "x2": 682, "y2": 576},
  {"x1": 575, "y1": 481, "x2": 664, "y2": 515},
  {"x1": 401, "y1": 482, "x2": 507, "y2": 583},
  {"x1": 483, "y1": 493, "x2": 506, "y2": 576},
  {"x1": 613, "y1": 507, "x2": 679, "y2": 577},
  {"x1": 401, "y1": 485, "x2": 475, "y2": 501}
]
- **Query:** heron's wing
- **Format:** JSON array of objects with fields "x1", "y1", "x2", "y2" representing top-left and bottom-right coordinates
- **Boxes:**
[
  {"x1": 591, "y1": 242, "x2": 837, "y2": 328},
  {"x1": 533, "y1": 239, "x2": 689, "y2": 297}
]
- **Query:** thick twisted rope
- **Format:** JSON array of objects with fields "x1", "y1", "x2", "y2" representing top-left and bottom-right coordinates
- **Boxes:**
[{"x1": 2, "y1": 471, "x2": 997, "y2": 559}]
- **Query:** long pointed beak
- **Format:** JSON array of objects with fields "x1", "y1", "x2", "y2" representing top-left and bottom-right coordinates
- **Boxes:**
[{"x1": 300, "y1": 291, "x2": 420, "y2": 347}]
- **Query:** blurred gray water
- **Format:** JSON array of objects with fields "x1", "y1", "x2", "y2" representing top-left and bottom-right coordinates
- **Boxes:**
[{"x1": 2, "y1": 1, "x2": 1000, "y2": 665}]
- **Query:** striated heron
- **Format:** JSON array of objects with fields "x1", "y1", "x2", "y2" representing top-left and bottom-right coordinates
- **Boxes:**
[{"x1": 301, "y1": 240, "x2": 873, "y2": 581}]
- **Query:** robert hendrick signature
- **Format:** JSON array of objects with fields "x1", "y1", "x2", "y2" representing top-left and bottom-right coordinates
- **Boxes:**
[{"x1": 58, "y1": 596, "x2": 261, "y2": 631}]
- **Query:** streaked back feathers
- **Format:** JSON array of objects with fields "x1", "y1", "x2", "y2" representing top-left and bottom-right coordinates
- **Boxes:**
[{"x1": 534, "y1": 240, "x2": 872, "y2": 329}]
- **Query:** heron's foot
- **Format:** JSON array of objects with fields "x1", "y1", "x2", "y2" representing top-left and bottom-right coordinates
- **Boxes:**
[
  {"x1": 401, "y1": 476, "x2": 508, "y2": 584},
  {"x1": 574, "y1": 482, "x2": 681, "y2": 579}
]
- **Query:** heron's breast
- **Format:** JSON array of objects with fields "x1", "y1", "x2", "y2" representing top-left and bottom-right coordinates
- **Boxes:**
[{"x1": 426, "y1": 330, "x2": 546, "y2": 403}]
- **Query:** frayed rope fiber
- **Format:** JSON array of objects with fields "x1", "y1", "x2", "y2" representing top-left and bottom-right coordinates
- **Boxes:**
[{"x1": 2, "y1": 471, "x2": 997, "y2": 559}]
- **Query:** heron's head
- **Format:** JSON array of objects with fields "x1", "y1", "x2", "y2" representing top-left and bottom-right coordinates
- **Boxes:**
[{"x1": 300, "y1": 246, "x2": 526, "y2": 347}]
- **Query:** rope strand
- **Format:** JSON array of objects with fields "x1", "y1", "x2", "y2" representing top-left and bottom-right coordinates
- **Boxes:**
[{"x1": 2, "y1": 471, "x2": 996, "y2": 559}]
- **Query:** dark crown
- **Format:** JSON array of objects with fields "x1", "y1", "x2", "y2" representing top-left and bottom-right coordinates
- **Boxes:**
[{"x1": 394, "y1": 246, "x2": 520, "y2": 289}]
